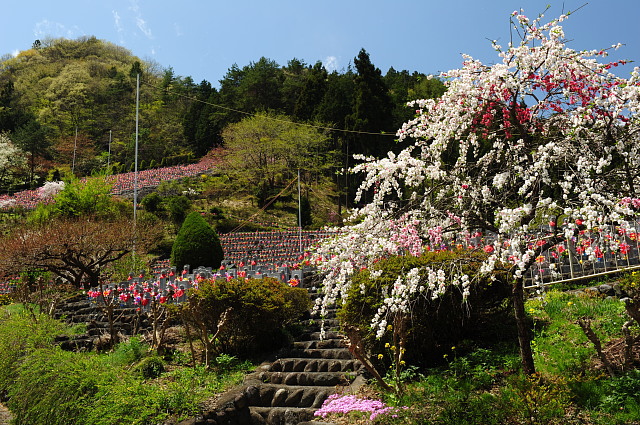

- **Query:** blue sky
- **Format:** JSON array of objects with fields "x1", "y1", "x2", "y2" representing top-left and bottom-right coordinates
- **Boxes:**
[{"x1": 2, "y1": 0, "x2": 638, "y2": 86}]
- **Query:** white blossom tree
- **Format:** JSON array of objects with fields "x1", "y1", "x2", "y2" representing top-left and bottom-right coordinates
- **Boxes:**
[
  {"x1": 314, "y1": 9, "x2": 640, "y2": 374},
  {"x1": 0, "y1": 132, "x2": 27, "y2": 191}
]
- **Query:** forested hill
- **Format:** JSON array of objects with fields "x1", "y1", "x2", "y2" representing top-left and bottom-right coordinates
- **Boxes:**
[{"x1": 0, "y1": 36, "x2": 445, "y2": 194}]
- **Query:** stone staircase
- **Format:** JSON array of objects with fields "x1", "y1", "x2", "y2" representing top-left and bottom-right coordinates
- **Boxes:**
[{"x1": 181, "y1": 290, "x2": 365, "y2": 425}]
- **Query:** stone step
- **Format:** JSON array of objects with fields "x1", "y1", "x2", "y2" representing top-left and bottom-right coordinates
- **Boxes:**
[
  {"x1": 296, "y1": 320, "x2": 344, "y2": 341},
  {"x1": 250, "y1": 406, "x2": 319, "y2": 425},
  {"x1": 310, "y1": 310, "x2": 337, "y2": 319},
  {"x1": 258, "y1": 371, "x2": 354, "y2": 386},
  {"x1": 297, "y1": 331, "x2": 343, "y2": 341},
  {"x1": 287, "y1": 348, "x2": 352, "y2": 360},
  {"x1": 268, "y1": 358, "x2": 361, "y2": 373},
  {"x1": 293, "y1": 339, "x2": 346, "y2": 350},
  {"x1": 246, "y1": 385, "x2": 334, "y2": 408}
]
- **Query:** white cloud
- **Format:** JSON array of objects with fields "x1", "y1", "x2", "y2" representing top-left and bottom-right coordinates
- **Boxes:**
[
  {"x1": 113, "y1": 11, "x2": 122, "y2": 33},
  {"x1": 129, "y1": 0, "x2": 140, "y2": 14},
  {"x1": 130, "y1": 0, "x2": 153, "y2": 39},
  {"x1": 112, "y1": 10, "x2": 125, "y2": 43},
  {"x1": 323, "y1": 56, "x2": 338, "y2": 72},
  {"x1": 34, "y1": 19, "x2": 82, "y2": 40},
  {"x1": 136, "y1": 17, "x2": 153, "y2": 39},
  {"x1": 174, "y1": 23, "x2": 183, "y2": 37},
  {"x1": 12, "y1": 50, "x2": 19, "y2": 57}
]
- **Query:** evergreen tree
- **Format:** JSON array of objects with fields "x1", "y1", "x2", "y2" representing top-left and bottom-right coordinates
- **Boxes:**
[
  {"x1": 346, "y1": 49, "x2": 394, "y2": 158},
  {"x1": 293, "y1": 61, "x2": 328, "y2": 121},
  {"x1": 183, "y1": 80, "x2": 211, "y2": 139},
  {"x1": 171, "y1": 211, "x2": 224, "y2": 271},
  {"x1": 300, "y1": 196, "x2": 312, "y2": 228},
  {"x1": 238, "y1": 57, "x2": 284, "y2": 112},
  {"x1": 281, "y1": 58, "x2": 307, "y2": 117},
  {"x1": 13, "y1": 117, "x2": 51, "y2": 188}
]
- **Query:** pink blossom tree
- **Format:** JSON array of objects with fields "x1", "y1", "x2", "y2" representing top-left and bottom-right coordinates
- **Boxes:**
[{"x1": 314, "y1": 8, "x2": 640, "y2": 374}]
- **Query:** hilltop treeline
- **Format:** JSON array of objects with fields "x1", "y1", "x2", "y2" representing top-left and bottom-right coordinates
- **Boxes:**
[{"x1": 0, "y1": 36, "x2": 444, "y2": 191}]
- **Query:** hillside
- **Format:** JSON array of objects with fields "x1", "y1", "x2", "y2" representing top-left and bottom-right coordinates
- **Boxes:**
[{"x1": 0, "y1": 37, "x2": 446, "y2": 208}]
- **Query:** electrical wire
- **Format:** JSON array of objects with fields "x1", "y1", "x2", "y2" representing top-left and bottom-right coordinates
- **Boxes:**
[{"x1": 141, "y1": 80, "x2": 397, "y2": 137}]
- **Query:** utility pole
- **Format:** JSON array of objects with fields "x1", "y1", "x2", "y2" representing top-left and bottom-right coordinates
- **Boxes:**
[
  {"x1": 133, "y1": 73, "x2": 140, "y2": 223},
  {"x1": 298, "y1": 168, "x2": 303, "y2": 254}
]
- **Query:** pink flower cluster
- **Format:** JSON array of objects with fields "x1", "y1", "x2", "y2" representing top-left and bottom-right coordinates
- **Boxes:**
[
  {"x1": 314, "y1": 394, "x2": 407, "y2": 421},
  {"x1": 87, "y1": 280, "x2": 188, "y2": 308}
]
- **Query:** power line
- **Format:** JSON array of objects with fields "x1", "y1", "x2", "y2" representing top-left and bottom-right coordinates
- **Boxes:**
[
  {"x1": 224, "y1": 176, "x2": 299, "y2": 235},
  {"x1": 141, "y1": 80, "x2": 397, "y2": 137}
]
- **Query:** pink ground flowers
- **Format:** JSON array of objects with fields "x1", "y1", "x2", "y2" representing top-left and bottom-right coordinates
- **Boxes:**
[{"x1": 314, "y1": 394, "x2": 407, "y2": 421}]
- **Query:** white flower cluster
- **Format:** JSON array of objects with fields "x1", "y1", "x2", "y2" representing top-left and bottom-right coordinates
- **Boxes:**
[
  {"x1": 38, "y1": 181, "x2": 66, "y2": 199},
  {"x1": 370, "y1": 267, "x2": 470, "y2": 338}
]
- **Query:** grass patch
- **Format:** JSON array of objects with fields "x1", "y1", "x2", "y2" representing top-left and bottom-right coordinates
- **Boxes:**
[
  {"x1": 0, "y1": 305, "x2": 253, "y2": 425},
  {"x1": 326, "y1": 289, "x2": 640, "y2": 425}
]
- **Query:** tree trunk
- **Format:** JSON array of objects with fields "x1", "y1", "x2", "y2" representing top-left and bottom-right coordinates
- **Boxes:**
[
  {"x1": 512, "y1": 277, "x2": 536, "y2": 375},
  {"x1": 577, "y1": 318, "x2": 615, "y2": 376}
]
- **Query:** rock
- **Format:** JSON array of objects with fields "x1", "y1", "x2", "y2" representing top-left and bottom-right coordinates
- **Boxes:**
[
  {"x1": 284, "y1": 389, "x2": 304, "y2": 407},
  {"x1": 244, "y1": 386, "x2": 260, "y2": 405},
  {"x1": 234, "y1": 394, "x2": 248, "y2": 410},
  {"x1": 250, "y1": 410, "x2": 266, "y2": 425},
  {"x1": 271, "y1": 388, "x2": 288, "y2": 407},
  {"x1": 598, "y1": 284, "x2": 613, "y2": 295}
]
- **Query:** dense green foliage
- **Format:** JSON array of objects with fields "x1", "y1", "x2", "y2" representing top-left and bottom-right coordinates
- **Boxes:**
[
  {"x1": 178, "y1": 277, "x2": 311, "y2": 358},
  {"x1": 338, "y1": 251, "x2": 512, "y2": 367},
  {"x1": 0, "y1": 305, "x2": 251, "y2": 425},
  {"x1": 221, "y1": 112, "x2": 332, "y2": 207},
  {"x1": 170, "y1": 211, "x2": 224, "y2": 270},
  {"x1": 30, "y1": 177, "x2": 127, "y2": 222}
]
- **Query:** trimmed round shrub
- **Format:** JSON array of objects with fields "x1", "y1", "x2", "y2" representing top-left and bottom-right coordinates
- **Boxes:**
[{"x1": 171, "y1": 211, "x2": 224, "y2": 271}]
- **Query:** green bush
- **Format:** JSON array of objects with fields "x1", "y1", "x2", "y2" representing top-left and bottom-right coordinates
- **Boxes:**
[
  {"x1": 166, "y1": 195, "x2": 191, "y2": 225},
  {"x1": 338, "y1": 251, "x2": 512, "y2": 367},
  {"x1": 0, "y1": 293, "x2": 11, "y2": 306},
  {"x1": 182, "y1": 277, "x2": 311, "y2": 358},
  {"x1": 0, "y1": 306, "x2": 69, "y2": 396},
  {"x1": 29, "y1": 177, "x2": 124, "y2": 223},
  {"x1": 8, "y1": 348, "x2": 100, "y2": 425},
  {"x1": 171, "y1": 211, "x2": 224, "y2": 271},
  {"x1": 135, "y1": 356, "x2": 165, "y2": 379},
  {"x1": 300, "y1": 196, "x2": 312, "y2": 227},
  {"x1": 141, "y1": 192, "x2": 162, "y2": 213}
]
